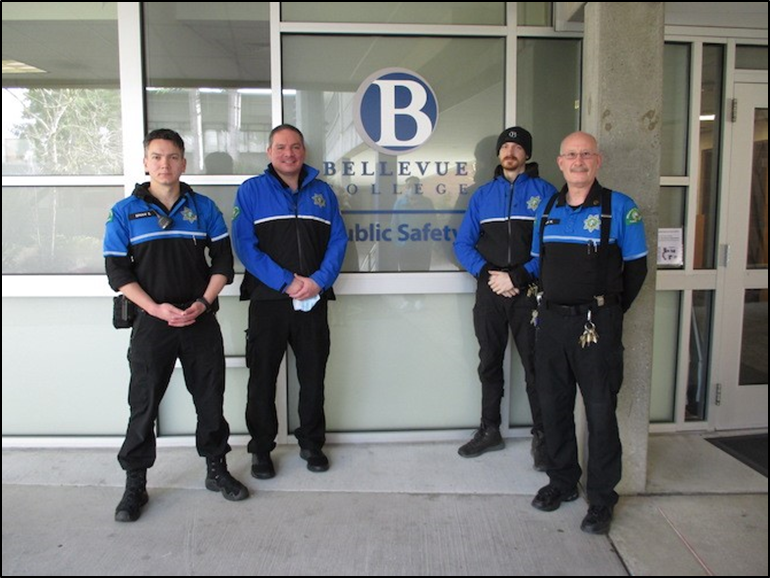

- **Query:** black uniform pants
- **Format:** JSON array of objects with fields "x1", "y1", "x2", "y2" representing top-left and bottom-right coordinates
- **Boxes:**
[
  {"x1": 535, "y1": 303, "x2": 624, "y2": 507},
  {"x1": 118, "y1": 312, "x2": 230, "y2": 471},
  {"x1": 246, "y1": 299, "x2": 330, "y2": 455},
  {"x1": 473, "y1": 281, "x2": 541, "y2": 432}
]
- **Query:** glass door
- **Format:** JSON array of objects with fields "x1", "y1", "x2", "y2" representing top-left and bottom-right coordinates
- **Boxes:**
[{"x1": 714, "y1": 82, "x2": 768, "y2": 429}]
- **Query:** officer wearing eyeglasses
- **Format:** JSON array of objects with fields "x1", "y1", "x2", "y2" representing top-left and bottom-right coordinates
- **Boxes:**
[
  {"x1": 529, "y1": 131, "x2": 648, "y2": 535},
  {"x1": 103, "y1": 129, "x2": 249, "y2": 523}
]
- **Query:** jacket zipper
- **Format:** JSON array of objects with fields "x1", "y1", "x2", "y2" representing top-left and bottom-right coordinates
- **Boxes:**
[
  {"x1": 506, "y1": 179, "x2": 515, "y2": 267},
  {"x1": 294, "y1": 189, "x2": 305, "y2": 274}
]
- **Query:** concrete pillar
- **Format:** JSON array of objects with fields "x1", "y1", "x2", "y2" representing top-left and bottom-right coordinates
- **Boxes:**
[{"x1": 581, "y1": 2, "x2": 663, "y2": 495}]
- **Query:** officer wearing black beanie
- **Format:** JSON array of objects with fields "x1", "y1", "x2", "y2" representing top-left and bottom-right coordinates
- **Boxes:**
[
  {"x1": 496, "y1": 126, "x2": 533, "y2": 159},
  {"x1": 454, "y1": 125, "x2": 556, "y2": 469}
]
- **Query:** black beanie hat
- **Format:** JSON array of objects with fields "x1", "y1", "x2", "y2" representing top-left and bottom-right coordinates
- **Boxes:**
[{"x1": 496, "y1": 126, "x2": 533, "y2": 159}]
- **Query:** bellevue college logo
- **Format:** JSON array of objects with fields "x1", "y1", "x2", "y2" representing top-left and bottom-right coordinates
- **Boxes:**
[{"x1": 354, "y1": 68, "x2": 439, "y2": 155}]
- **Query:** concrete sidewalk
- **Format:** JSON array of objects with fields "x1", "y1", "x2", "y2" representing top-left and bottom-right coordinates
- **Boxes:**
[{"x1": 2, "y1": 434, "x2": 767, "y2": 575}]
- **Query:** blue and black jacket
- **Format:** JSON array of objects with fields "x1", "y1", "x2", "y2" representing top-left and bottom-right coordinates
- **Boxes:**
[
  {"x1": 232, "y1": 163, "x2": 347, "y2": 301},
  {"x1": 454, "y1": 172, "x2": 557, "y2": 287},
  {"x1": 103, "y1": 182, "x2": 234, "y2": 306}
]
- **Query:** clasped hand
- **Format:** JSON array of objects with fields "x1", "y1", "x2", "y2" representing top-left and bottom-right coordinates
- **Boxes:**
[
  {"x1": 286, "y1": 274, "x2": 321, "y2": 301},
  {"x1": 488, "y1": 270, "x2": 519, "y2": 298},
  {"x1": 156, "y1": 301, "x2": 207, "y2": 327}
]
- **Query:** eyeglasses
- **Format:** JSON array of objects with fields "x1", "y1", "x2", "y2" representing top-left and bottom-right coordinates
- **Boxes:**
[{"x1": 560, "y1": 151, "x2": 597, "y2": 161}]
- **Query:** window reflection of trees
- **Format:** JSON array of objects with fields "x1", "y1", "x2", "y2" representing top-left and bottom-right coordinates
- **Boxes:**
[{"x1": 3, "y1": 88, "x2": 122, "y2": 176}]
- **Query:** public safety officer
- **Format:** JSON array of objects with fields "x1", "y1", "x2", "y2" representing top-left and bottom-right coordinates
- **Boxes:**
[
  {"x1": 529, "y1": 131, "x2": 648, "y2": 535},
  {"x1": 454, "y1": 126, "x2": 557, "y2": 469},
  {"x1": 104, "y1": 128, "x2": 248, "y2": 522},
  {"x1": 233, "y1": 124, "x2": 347, "y2": 479}
]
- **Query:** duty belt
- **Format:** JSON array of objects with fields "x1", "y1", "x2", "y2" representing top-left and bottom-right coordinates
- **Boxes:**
[{"x1": 542, "y1": 294, "x2": 620, "y2": 316}]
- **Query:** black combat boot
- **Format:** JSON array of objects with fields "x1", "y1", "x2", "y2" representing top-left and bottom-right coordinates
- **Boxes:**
[
  {"x1": 581, "y1": 504, "x2": 614, "y2": 534},
  {"x1": 458, "y1": 424, "x2": 505, "y2": 458},
  {"x1": 114, "y1": 469, "x2": 149, "y2": 522},
  {"x1": 205, "y1": 455, "x2": 249, "y2": 501}
]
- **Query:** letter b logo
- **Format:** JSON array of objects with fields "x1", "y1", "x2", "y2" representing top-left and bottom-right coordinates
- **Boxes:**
[{"x1": 354, "y1": 68, "x2": 439, "y2": 155}]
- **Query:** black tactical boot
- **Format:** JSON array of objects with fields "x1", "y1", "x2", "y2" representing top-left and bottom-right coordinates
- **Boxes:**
[
  {"x1": 581, "y1": 504, "x2": 614, "y2": 534},
  {"x1": 531, "y1": 430, "x2": 548, "y2": 471},
  {"x1": 205, "y1": 455, "x2": 249, "y2": 501},
  {"x1": 114, "y1": 469, "x2": 149, "y2": 522},
  {"x1": 458, "y1": 424, "x2": 505, "y2": 458},
  {"x1": 251, "y1": 453, "x2": 276, "y2": 479}
]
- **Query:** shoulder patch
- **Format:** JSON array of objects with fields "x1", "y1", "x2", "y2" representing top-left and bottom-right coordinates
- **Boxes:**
[
  {"x1": 625, "y1": 207, "x2": 642, "y2": 225},
  {"x1": 107, "y1": 209, "x2": 113, "y2": 223},
  {"x1": 232, "y1": 206, "x2": 240, "y2": 220}
]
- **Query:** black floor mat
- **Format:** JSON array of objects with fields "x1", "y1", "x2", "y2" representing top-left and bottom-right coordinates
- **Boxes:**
[{"x1": 706, "y1": 434, "x2": 768, "y2": 477}]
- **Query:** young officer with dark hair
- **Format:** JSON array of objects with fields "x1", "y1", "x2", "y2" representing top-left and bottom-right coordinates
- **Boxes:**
[
  {"x1": 104, "y1": 128, "x2": 249, "y2": 522},
  {"x1": 233, "y1": 124, "x2": 347, "y2": 479},
  {"x1": 529, "y1": 131, "x2": 648, "y2": 534},
  {"x1": 454, "y1": 126, "x2": 557, "y2": 470}
]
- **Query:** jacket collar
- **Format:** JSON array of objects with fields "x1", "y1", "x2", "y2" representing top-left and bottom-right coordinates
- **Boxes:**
[
  {"x1": 266, "y1": 163, "x2": 318, "y2": 191},
  {"x1": 132, "y1": 181, "x2": 193, "y2": 210},
  {"x1": 556, "y1": 179, "x2": 604, "y2": 209}
]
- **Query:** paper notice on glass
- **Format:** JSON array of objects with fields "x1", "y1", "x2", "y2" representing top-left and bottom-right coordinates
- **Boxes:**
[{"x1": 657, "y1": 228, "x2": 684, "y2": 266}]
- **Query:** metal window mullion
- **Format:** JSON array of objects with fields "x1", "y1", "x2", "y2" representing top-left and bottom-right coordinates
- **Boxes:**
[
  {"x1": 278, "y1": 21, "x2": 507, "y2": 37},
  {"x1": 705, "y1": 40, "x2": 739, "y2": 431},
  {"x1": 685, "y1": 41, "x2": 703, "y2": 275},
  {"x1": 270, "y1": 2, "x2": 283, "y2": 127},
  {"x1": 117, "y1": 2, "x2": 146, "y2": 196},
  {"x1": 674, "y1": 290, "x2": 694, "y2": 427}
]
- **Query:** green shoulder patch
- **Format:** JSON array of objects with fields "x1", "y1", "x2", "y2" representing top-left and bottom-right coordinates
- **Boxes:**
[{"x1": 625, "y1": 207, "x2": 642, "y2": 225}]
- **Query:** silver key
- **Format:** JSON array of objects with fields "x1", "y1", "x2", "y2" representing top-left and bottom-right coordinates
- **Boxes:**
[{"x1": 579, "y1": 310, "x2": 599, "y2": 348}]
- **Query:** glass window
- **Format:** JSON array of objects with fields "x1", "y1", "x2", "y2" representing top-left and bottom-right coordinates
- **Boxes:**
[
  {"x1": 517, "y1": 38, "x2": 581, "y2": 187},
  {"x1": 658, "y1": 186, "x2": 686, "y2": 269},
  {"x1": 736, "y1": 46, "x2": 769, "y2": 70},
  {"x1": 746, "y1": 108, "x2": 768, "y2": 270},
  {"x1": 740, "y1": 289, "x2": 768, "y2": 385},
  {"x1": 143, "y1": 3, "x2": 271, "y2": 175},
  {"x1": 661, "y1": 43, "x2": 690, "y2": 177},
  {"x1": 687, "y1": 290, "x2": 714, "y2": 421},
  {"x1": 2, "y1": 186, "x2": 123, "y2": 274},
  {"x1": 282, "y1": 35, "x2": 505, "y2": 272},
  {"x1": 659, "y1": 186, "x2": 686, "y2": 229},
  {"x1": 2, "y1": 2, "x2": 122, "y2": 176},
  {"x1": 288, "y1": 294, "x2": 480, "y2": 432},
  {"x1": 1, "y1": 298, "x2": 131, "y2": 435},
  {"x1": 281, "y1": 2, "x2": 505, "y2": 25},
  {"x1": 193, "y1": 184, "x2": 243, "y2": 271},
  {"x1": 650, "y1": 291, "x2": 681, "y2": 422},
  {"x1": 694, "y1": 45, "x2": 724, "y2": 270},
  {"x1": 518, "y1": 2, "x2": 552, "y2": 26}
]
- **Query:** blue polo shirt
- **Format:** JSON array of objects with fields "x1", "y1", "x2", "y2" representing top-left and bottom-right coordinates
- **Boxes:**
[{"x1": 531, "y1": 180, "x2": 647, "y2": 305}]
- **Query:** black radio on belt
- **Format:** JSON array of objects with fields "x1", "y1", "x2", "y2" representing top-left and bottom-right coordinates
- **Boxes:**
[{"x1": 112, "y1": 294, "x2": 138, "y2": 329}]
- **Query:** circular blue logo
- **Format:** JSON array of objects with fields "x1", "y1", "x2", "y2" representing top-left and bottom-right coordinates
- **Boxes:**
[{"x1": 354, "y1": 68, "x2": 439, "y2": 155}]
